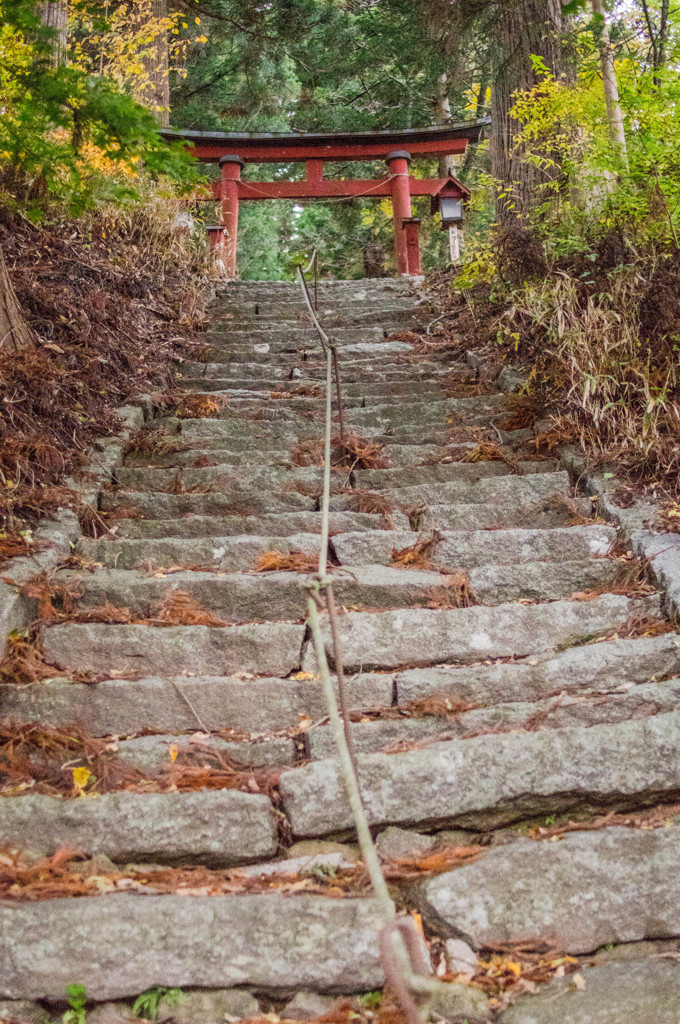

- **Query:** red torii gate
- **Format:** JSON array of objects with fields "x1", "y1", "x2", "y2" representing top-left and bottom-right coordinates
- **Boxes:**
[{"x1": 161, "y1": 121, "x2": 488, "y2": 278}]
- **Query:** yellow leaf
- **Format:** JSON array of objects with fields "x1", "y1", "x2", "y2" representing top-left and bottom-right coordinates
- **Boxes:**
[
  {"x1": 195, "y1": 16, "x2": 201, "y2": 23},
  {"x1": 293, "y1": 671, "x2": 314, "y2": 681},
  {"x1": 507, "y1": 962, "x2": 522, "y2": 977},
  {"x1": 169, "y1": 744, "x2": 179, "y2": 763},
  {"x1": 72, "y1": 767, "x2": 92, "y2": 791}
]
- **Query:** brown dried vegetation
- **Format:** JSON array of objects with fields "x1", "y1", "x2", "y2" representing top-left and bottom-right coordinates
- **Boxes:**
[{"x1": 255, "y1": 550, "x2": 318, "y2": 573}]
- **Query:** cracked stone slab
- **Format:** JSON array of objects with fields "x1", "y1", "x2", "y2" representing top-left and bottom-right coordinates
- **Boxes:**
[
  {"x1": 116, "y1": 732, "x2": 296, "y2": 771},
  {"x1": 332, "y1": 525, "x2": 616, "y2": 569},
  {"x1": 0, "y1": 790, "x2": 277, "y2": 866},
  {"x1": 500, "y1": 955, "x2": 680, "y2": 1023},
  {"x1": 114, "y1": 511, "x2": 386, "y2": 540},
  {"x1": 329, "y1": 471, "x2": 573, "y2": 514},
  {"x1": 67, "y1": 564, "x2": 464, "y2": 621},
  {"x1": 0, "y1": 672, "x2": 393, "y2": 735},
  {"x1": 0, "y1": 893, "x2": 388, "y2": 1000},
  {"x1": 100, "y1": 490, "x2": 315, "y2": 518},
  {"x1": 306, "y1": 594, "x2": 660, "y2": 671},
  {"x1": 42, "y1": 622, "x2": 305, "y2": 677},
  {"x1": 394, "y1": 633, "x2": 680, "y2": 705},
  {"x1": 417, "y1": 825, "x2": 680, "y2": 955},
  {"x1": 279, "y1": 710, "x2": 680, "y2": 836}
]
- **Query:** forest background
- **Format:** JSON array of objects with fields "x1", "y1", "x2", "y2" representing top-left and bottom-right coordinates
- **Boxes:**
[{"x1": 1, "y1": 0, "x2": 680, "y2": 529}]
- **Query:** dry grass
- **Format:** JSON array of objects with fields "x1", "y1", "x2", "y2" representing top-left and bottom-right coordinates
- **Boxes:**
[
  {"x1": 425, "y1": 573, "x2": 475, "y2": 608},
  {"x1": 495, "y1": 394, "x2": 541, "y2": 432},
  {"x1": 255, "y1": 550, "x2": 318, "y2": 573},
  {"x1": 505, "y1": 265, "x2": 680, "y2": 487}
]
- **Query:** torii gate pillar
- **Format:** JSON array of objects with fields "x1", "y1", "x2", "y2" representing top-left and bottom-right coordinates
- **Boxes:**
[
  {"x1": 219, "y1": 154, "x2": 244, "y2": 279},
  {"x1": 386, "y1": 150, "x2": 417, "y2": 276}
]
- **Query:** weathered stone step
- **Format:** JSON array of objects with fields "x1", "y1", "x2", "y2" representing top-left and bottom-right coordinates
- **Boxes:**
[
  {"x1": 0, "y1": 894, "x2": 386, "y2": 1000},
  {"x1": 176, "y1": 377, "x2": 448, "y2": 399},
  {"x1": 88, "y1": 524, "x2": 610, "y2": 573},
  {"x1": 43, "y1": 621, "x2": 305, "y2": 677},
  {"x1": 114, "y1": 459, "x2": 526, "y2": 494},
  {"x1": 0, "y1": 790, "x2": 277, "y2": 866},
  {"x1": 0, "y1": 671, "x2": 394, "y2": 735},
  {"x1": 114, "y1": 463, "x2": 339, "y2": 495},
  {"x1": 122, "y1": 441, "x2": 478, "y2": 471},
  {"x1": 418, "y1": 823, "x2": 680, "y2": 955},
  {"x1": 112, "y1": 510, "x2": 389, "y2": 539},
  {"x1": 178, "y1": 419, "x2": 324, "y2": 444},
  {"x1": 217, "y1": 296, "x2": 421, "y2": 312},
  {"x1": 100, "y1": 490, "x2": 316, "y2": 519},
  {"x1": 181, "y1": 361, "x2": 462, "y2": 382},
  {"x1": 280, "y1": 709, "x2": 680, "y2": 836},
  {"x1": 332, "y1": 525, "x2": 615, "y2": 567},
  {"x1": 307, "y1": 593, "x2": 659, "y2": 671},
  {"x1": 500, "y1": 953, "x2": 680, "y2": 1024},
  {"x1": 115, "y1": 731, "x2": 296, "y2": 771},
  {"x1": 353, "y1": 460, "x2": 556, "y2": 490},
  {"x1": 79, "y1": 532, "x2": 321, "y2": 570},
  {"x1": 123, "y1": 446, "x2": 292, "y2": 468},
  {"x1": 330, "y1": 469, "x2": 573, "y2": 513},
  {"x1": 418, "y1": 498, "x2": 593, "y2": 532},
  {"x1": 469, "y1": 558, "x2": 620, "y2": 604},
  {"x1": 308, "y1": 678, "x2": 680, "y2": 758},
  {"x1": 184, "y1": 360, "x2": 450, "y2": 382},
  {"x1": 199, "y1": 340, "x2": 415, "y2": 363},
  {"x1": 345, "y1": 394, "x2": 508, "y2": 428},
  {"x1": 217, "y1": 310, "x2": 424, "y2": 329},
  {"x1": 65, "y1": 564, "x2": 470, "y2": 620},
  {"x1": 394, "y1": 632, "x2": 680, "y2": 705}
]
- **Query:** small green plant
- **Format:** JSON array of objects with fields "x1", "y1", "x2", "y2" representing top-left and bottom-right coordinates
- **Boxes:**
[
  {"x1": 63, "y1": 984, "x2": 87, "y2": 1024},
  {"x1": 357, "y1": 991, "x2": 382, "y2": 1010},
  {"x1": 132, "y1": 987, "x2": 182, "y2": 1021},
  {"x1": 545, "y1": 814, "x2": 557, "y2": 826}
]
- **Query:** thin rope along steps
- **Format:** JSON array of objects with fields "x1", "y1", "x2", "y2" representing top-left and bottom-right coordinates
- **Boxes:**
[{"x1": 295, "y1": 257, "x2": 452, "y2": 1020}]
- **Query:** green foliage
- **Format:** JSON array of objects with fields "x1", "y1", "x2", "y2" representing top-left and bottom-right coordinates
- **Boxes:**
[
  {"x1": 62, "y1": 983, "x2": 87, "y2": 1024},
  {"x1": 0, "y1": 1, "x2": 200, "y2": 217},
  {"x1": 132, "y1": 986, "x2": 182, "y2": 1020}
]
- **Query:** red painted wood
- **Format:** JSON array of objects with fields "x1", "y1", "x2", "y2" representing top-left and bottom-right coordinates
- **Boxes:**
[
  {"x1": 209, "y1": 177, "x2": 465, "y2": 200},
  {"x1": 191, "y1": 137, "x2": 468, "y2": 163},
  {"x1": 387, "y1": 153, "x2": 412, "y2": 276}
]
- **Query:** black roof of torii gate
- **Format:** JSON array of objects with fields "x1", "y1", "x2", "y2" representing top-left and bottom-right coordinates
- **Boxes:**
[{"x1": 160, "y1": 119, "x2": 490, "y2": 163}]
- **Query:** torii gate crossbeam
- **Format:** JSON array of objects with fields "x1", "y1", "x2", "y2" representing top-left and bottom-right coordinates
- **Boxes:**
[{"x1": 162, "y1": 121, "x2": 489, "y2": 278}]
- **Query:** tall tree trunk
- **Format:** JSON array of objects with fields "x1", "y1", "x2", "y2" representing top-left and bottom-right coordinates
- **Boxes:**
[
  {"x1": 142, "y1": 0, "x2": 171, "y2": 127},
  {"x1": 591, "y1": 0, "x2": 628, "y2": 165},
  {"x1": 435, "y1": 73, "x2": 456, "y2": 177},
  {"x1": 37, "y1": 0, "x2": 68, "y2": 66},
  {"x1": 491, "y1": 0, "x2": 568, "y2": 226},
  {"x1": 0, "y1": 249, "x2": 33, "y2": 353}
]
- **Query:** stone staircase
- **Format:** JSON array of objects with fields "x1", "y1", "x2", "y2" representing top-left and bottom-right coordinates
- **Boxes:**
[{"x1": 1, "y1": 278, "x2": 680, "y2": 1024}]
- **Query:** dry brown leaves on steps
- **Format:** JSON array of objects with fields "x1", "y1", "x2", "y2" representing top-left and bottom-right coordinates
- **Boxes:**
[
  {"x1": 122, "y1": 430, "x2": 191, "y2": 457},
  {"x1": 0, "y1": 532, "x2": 46, "y2": 563},
  {"x1": 0, "y1": 842, "x2": 484, "y2": 903},
  {"x1": 462, "y1": 442, "x2": 518, "y2": 470},
  {"x1": 392, "y1": 533, "x2": 442, "y2": 569},
  {"x1": 0, "y1": 631, "x2": 72, "y2": 684},
  {"x1": 255, "y1": 550, "x2": 319, "y2": 573},
  {"x1": 176, "y1": 393, "x2": 225, "y2": 419},
  {"x1": 290, "y1": 434, "x2": 387, "y2": 470}
]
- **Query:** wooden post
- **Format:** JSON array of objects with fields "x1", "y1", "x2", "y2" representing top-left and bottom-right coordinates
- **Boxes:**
[
  {"x1": 218, "y1": 155, "x2": 244, "y2": 279},
  {"x1": 449, "y1": 225, "x2": 460, "y2": 264},
  {"x1": 385, "y1": 150, "x2": 412, "y2": 276},
  {"x1": 402, "y1": 218, "x2": 422, "y2": 276}
]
